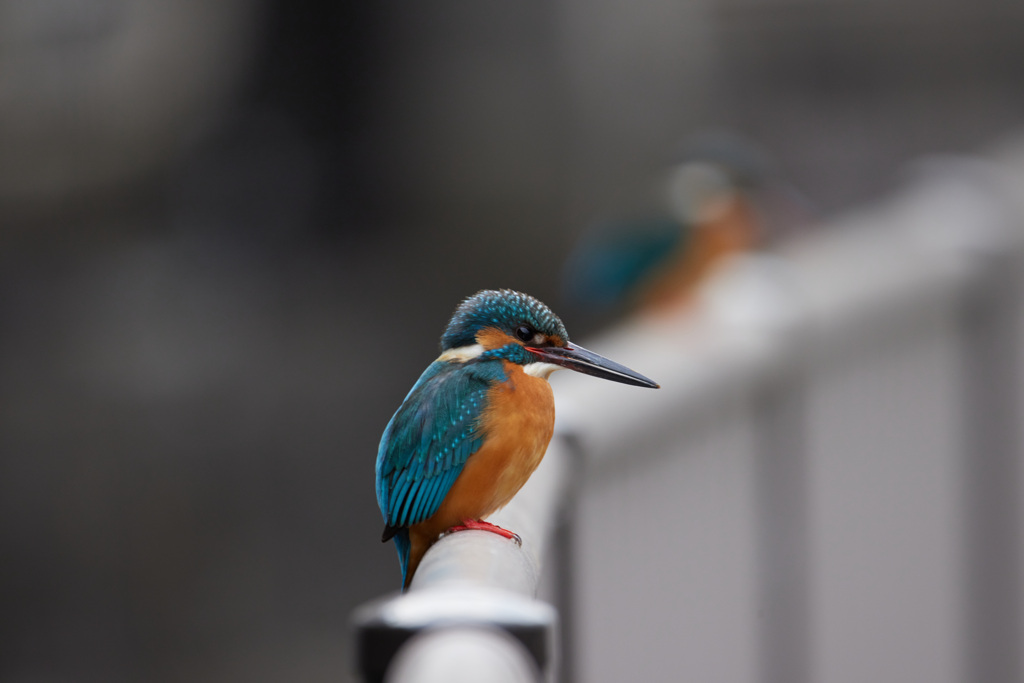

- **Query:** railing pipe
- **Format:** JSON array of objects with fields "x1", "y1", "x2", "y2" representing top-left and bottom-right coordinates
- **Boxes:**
[{"x1": 351, "y1": 436, "x2": 570, "y2": 683}]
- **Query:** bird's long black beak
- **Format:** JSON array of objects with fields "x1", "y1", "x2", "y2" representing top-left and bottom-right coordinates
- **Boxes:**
[{"x1": 527, "y1": 343, "x2": 660, "y2": 388}]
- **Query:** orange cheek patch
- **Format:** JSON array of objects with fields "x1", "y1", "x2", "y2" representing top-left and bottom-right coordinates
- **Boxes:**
[{"x1": 476, "y1": 327, "x2": 519, "y2": 351}]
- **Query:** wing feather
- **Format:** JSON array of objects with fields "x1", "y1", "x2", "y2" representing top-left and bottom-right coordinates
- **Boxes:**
[{"x1": 376, "y1": 359, "x2": 505, "y2": 530}]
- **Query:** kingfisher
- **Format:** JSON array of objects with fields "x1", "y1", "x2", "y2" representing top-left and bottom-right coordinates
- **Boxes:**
[
  {"x1": 376, "y1": 289, "x2": 659, "y2": 589},
  {"x1": 561, "y1": 130, "x2": 812, "y2": 318}
]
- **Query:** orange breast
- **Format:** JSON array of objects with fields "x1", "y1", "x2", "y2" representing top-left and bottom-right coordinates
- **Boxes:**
[
  {"x1": 638, "y1": 198, "x2": 758, "y2": 311},
  {"x1": 414, "y1": 360, "x2": 555, "y2": 539}
]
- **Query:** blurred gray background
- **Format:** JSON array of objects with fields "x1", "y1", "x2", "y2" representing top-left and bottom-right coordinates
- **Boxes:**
[{"x1": 3, "y1": 1, "x2": 1024, "y2": 681}]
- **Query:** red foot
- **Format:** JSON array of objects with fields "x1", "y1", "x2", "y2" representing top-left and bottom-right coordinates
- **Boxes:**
[{"x1": 443, "y1": 519, "x2": 522, "y2": 546}]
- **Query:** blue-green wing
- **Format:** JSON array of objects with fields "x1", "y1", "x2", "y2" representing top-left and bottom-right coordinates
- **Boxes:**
[
  {"x1": 561, "y1": 215, "x2": 688, "y2": 312},
  {"x1": 376, "y1": 359, "x2": 505, "y2": 531}
]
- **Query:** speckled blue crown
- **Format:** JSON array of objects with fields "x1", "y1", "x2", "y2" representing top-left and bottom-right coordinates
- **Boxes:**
[{"x1": 440, "y1": 289, "x2": 568, "y2": 350}]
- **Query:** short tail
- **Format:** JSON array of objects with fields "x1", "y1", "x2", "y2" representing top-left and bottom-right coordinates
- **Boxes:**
[{"x1": 392, "y1": 528, "x2": 412, "y2": 591}]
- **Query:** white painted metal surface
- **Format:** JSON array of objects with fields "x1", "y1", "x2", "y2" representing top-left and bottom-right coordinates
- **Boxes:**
[
  {"x1": 352, "y1": 434, "x2": 570, "y2": 683},
  {"x1": 556, "y1": 147, "x2": 1024, "y2": 683},
  {"x1": 385, "y1": 627, "x2": 541, "y2": 683},
  {"x1": 356, "y1": 142, "x2": 1024, "y2": 683}
]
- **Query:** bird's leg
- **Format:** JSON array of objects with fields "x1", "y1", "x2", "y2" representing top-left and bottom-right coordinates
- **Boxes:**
[{"x1": 443, "y1": 519, "x2": 522, "y2": 546}]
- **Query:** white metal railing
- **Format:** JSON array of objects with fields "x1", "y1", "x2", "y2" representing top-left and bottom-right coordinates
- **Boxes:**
[
  {"x1": 352, "y1": 138, "x2": 1024, "y2": 683},
  {"x1": 556, "y1": 147, "x2": 1024, "y2": 683},
  {"x1": 351, "y1": 432, "x2": 572, "y2": 683}
]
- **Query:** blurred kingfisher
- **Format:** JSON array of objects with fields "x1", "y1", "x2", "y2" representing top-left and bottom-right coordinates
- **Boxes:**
[
  {"x1": 561, "y1": 130, "x2": 813, "y2": 318},
  {"x1": 376, "y1": 289, "x2": 658, "y2": 589}
]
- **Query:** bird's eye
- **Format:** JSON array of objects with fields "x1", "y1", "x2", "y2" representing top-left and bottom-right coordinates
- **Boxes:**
[{"x1": 515, "y1": 325, "x2": 535, "y2": 342}]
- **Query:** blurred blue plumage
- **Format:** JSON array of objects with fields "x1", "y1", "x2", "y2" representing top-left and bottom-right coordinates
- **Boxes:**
[{"x1": 561, "y1": 131, "x2": 811, "y2": 318}]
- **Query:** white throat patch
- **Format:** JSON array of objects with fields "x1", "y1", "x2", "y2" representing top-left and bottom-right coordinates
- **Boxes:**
[
  {"x1": 439, "y1": 344, "x2": 559, "y2": 380},
  {"x1": 523, "y1": 362, "x2": 560, "y2": 380}
]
